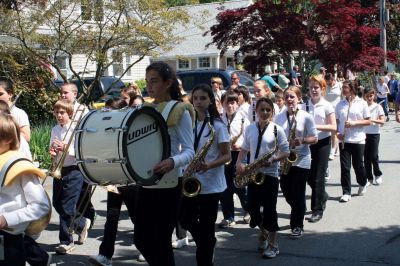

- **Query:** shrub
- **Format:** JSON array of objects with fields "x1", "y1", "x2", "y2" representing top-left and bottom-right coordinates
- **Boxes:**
[{"x1": 30, "y1": 121, "x2": 54, "y2": 169}]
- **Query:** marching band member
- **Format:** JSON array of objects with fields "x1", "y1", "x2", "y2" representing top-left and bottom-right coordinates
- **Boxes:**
[
  {"x1": 236, "y1": 86, "x2": 251, "y2": 119},
  {"x1": 89, "y1": 98, "x2": 143, "y2": 265},
  {"x1": 335, "y1": 80, "x2": 370, "y2": 203},
  {"x1": 59, "y1": 83, "x2": 96, "y2": 230},
  {"x1": 274, "y1": 86, "x2": 318, "y2": 238},
  {"x1": 50, "y1": 100, "x2": 91, "y2": 254},
  {"x1": 236, "y1": 97, "x2": 289, "y2": 258},
  {"x1": 179, "y1": 84, "x2": 231, "y2": 266},
  {"x1": 134, "y1": 61, "x2": 195, "y2": 266},
  {"x1": 120, "y1": 86, "x2": 138, "y2": 106},
  {"x1": 301, "y1": 76, "x2": 336, "y2": 223},
  {"x1": 0, "y1": 77, "x2": 30, "y2": 142},
  {"x1": 219, "y1": 91, "x2": 250, "y2": 228},
  {"x1": 211, "y1": 76, "x2": 225, "y2": 116},
  {"x1": 0, "y1": 113, "x2": 49, "y2": 266},
  {"x1": 247, "y1": 80, "x2": 279, "y2": 123},
  {"x1": 363, "y1": 87, "x2": 385, "y2": 185}
]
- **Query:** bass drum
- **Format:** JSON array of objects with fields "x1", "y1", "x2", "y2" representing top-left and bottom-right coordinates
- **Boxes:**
[{"x1": 75, "y1": 106, "x2": 170, "y2": 186}]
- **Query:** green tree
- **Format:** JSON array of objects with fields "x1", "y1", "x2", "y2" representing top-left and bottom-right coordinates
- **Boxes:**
[{"x1": 0, "y1": 0, "x2": 190, "y2": 103}]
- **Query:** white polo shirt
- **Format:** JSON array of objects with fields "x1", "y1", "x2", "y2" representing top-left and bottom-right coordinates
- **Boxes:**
[
  {"x1": 221, "y1": 112, "x2": 250, "y2": 150},
  {"x1": 300, "y1": 98, "x2": 334, "y2": 140},
  {"x1": 335, "y1": 97, "x2": 370, "y2": 144},
  {"x1": 241, "y1": 122, "x2": 289, "y2": 178},
  {"x1": 365, "y1": 103, "x2": 384, "y2": 134},
  {"x1": 325, "y1": 82, "x2": 342, "y2": 108},
  {"x1": 274, "y1": 109, "x2": 317, "y2": 169}
]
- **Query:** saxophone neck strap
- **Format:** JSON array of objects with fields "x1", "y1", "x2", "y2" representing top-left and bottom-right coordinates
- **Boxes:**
[
  {"x1": 254, "y1": 122, "x2": 269, "y2": 159},
  {"x1": 194, "y1": 115, "x2": 208, "y2": 152}
]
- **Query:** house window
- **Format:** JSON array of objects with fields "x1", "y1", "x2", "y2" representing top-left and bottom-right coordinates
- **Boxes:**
[
  {"x1": 55, "y1": 56, "x2": 69, "y2": 79},
  {"x1": 81, "y1": 0, "x2": 104, "y2": 21},
  {"x1": 198, "y1": 57, "x2": 210, "y2": 68},
  {"x1": 178, "y1": 59, "x2": 190, "y2": 70},
  {"x1": 112, "y1": 50, "x2": 123, "y2": 77}
]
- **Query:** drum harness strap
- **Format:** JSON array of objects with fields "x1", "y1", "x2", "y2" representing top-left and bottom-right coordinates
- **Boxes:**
[{"x1": 160, "y1": 100, "x2": 179, "y2": 122}]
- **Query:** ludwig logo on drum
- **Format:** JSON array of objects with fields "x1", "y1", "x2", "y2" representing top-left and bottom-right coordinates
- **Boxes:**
[{"x1": 128, "y1": 122, "x2": 158, "y2": 143}]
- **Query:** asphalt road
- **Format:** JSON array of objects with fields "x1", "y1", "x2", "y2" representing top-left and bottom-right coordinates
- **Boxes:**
[{"x1": 38, "y1": 113, "x2": 400, "y2": 266}]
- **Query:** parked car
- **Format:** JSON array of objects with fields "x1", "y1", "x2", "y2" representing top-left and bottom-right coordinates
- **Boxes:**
[
  {"x1": 53, "y1": 76, "x2": 125, "y2": 107},
  {"x1": 176, "y1": 69, "x2": 255, "y2": 94}
]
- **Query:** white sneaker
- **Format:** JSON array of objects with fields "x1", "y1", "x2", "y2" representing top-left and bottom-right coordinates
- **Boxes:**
[
  {"x1": 172, "y1": 237, "x2": 189, "y2": 249},
  {"x1": 89, "y1": 254, "x2": 112, "y2": 266},
  {"x1": 339, "y1": 194, "x2": 351, "y2": 203},
  {"x1": 366, "y1": 180, "x2": 371, "y2": 187},
  {"x1": 137, "y1": 253, "x2": 146, "y2": 262},
  {"x1": 358, "y1": 185, "x2": 367, "y2": 196},
  {"x1": 55, "y1": 243, "x2": 75, "y2": 254},
  {"x1": 374, "y1": 176, "x2": 382, "y2": 185},
  {"x1": 78, "y1": 218, "x2": 91, "y2": 244}
]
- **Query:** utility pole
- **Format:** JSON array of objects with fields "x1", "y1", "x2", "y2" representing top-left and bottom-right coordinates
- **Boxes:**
[{"x1": 380, "y1": 0, "x2": 388, "y2": 71}]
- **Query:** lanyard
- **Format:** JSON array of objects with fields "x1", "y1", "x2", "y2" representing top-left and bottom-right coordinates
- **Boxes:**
[
  {"x1": 194, "y1": 119, "x2": 207, "y2": 152},
  {"x1": 286, "y1": 109, "x2": 298, "y2": 134},
  {"x1": 254, "y1": 122, "x2": 269, "y2": 159},
  {"x1": 225, "y1": 112, "x2": 237, "y2": 134}
]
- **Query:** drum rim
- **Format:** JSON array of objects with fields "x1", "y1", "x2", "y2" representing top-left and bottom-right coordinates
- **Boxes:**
[
  {"x1": 123, "y1": 106, "x2": 171, "y2": 186},
  {"x1": 75, "y1": 110, "x2": 99, "y2": 184}
]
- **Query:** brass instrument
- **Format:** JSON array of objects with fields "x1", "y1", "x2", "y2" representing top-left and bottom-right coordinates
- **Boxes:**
[
  {"x1": 281, "y1": 109, "x2": 298, "y2": 176},
  {"x1": 341, "y1": 96, "x2": 352, "y2": 150},
  {"x1": 234, "y1": 125, "x2": 277, "y2": 189},
  {"x1": 182, "y1": 112, "x2": 215, "y2": 197},
  {"x1": 48, "y1": 104, "x2": 86, "y2": 179}
]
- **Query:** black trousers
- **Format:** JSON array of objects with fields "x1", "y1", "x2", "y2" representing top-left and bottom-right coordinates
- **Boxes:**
[
  {"x1": 180, "y1": 193, "x2": 220, "y2": 266},
  {"x1": 134, "y1": 184, "x2": 181, "y2": 266},
  {"x1": 220, "y1": 151, "x2": 248, "y2": 221},
  {"x1": 24, "y1": 235, "x2": 49, "y2": 266},
  {"x1": 364, "y1": 134, "x2": 383, "y2": 181},
  {"x1": 247, "y1": 174, "x2": 279, "y2": 231},
  {"x1": 340, "y1": 143, "x2": 367, "y2": 195},
  {"x1": 0, "y1": 231, "x2": 25, "y2": 266},
  {"x1": 99, "y1": 186, "x2": 137, "y2": 259},
  {"x1": 308, "y1": 137, "x2": 330, "y2": 214},
  {"x1": 280, "y1": 166, "x2": 309, "y2": 230}
]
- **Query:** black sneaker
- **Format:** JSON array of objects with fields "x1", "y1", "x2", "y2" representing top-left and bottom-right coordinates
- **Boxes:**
[
  {"x1": 309, "y1": 212, "x2": 323, "y2": 223},
  {"x1": 290, "y1": 227, "x2": 303, "y2": 239}
]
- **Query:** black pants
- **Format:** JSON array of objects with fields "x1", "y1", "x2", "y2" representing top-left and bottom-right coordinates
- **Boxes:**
[
  {"x1": 0, "y1": 231, "x2": 25, "y2": 266},
  {"x1": 308, "y1": 137, "x2": 330, "y2": 214},
  {"x1": 340, "y1": 143, "x2": 367, "y2": 195},
  {"x1": 280, "y1": 166, "x2": 309, "y2": 230},
  {"x1": 53, "y1": 166, "x2": 85, "y2": 244},
  {"x1": 134, "y1": 184, "x2": 181, "y2": 266},
  {"x1": 175, "y1": 190, "x2": 187, "y2": 240},
  {"x1": 247, "y1": 174, "x2": 279, "y2": 231},
  {"x1": 180, "y1": 193, "x2": 220, "y2": 266},
  {"x1": 24, "y1": 235, "x2": 49, "y2": 266},
  {"x1": 364, "y1": 134, "x2": 383, "y2": 181},
  {"x1": 99, "y1": 186, "x2": 137, "y2": 259},
  {"x1": 220, "y1": 151, "x2": 248, "y2": 221}
]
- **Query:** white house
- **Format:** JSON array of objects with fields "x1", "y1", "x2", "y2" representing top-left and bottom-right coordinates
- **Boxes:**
[{"x1": 152, "y1": 0, "x2": 252, "y2": 72}]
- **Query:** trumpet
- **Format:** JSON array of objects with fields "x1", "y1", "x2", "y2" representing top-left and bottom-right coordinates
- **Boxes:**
[
  {"x1": 182, "y1": 112, "x2": 215, "y2": 197},
  {"x1": 48, "y1": 104, "x2": 86, "y2": 179}
]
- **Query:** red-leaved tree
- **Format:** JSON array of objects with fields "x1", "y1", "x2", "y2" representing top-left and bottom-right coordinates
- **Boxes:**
[{"x1": 207, "y1": 0, "x2": 398, "y2": 76}]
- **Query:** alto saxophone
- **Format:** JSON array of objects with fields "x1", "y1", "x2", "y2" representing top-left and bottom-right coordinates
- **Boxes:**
[
  {"x1": 182, "y1": 113, "x2": 215, "y2": 197},
  {"x1": 234, "y1": 125, "x2": 278, "y2": 189},
  {"x1": 281, "y1": 109, "x2": 298, "y2": 176}
]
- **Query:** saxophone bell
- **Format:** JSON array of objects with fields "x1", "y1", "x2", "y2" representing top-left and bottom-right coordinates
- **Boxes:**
[
  {"x1": 182, "y1": 177, "x2": 202, "y2": 197},
  {"x1": 253, "y1": 173, "x2": 265, "y2": 185}
]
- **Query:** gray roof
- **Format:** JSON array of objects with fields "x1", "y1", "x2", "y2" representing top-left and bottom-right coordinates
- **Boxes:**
[{"x1": 158, "y1": 0, "x2": 252, "y2": 59}]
